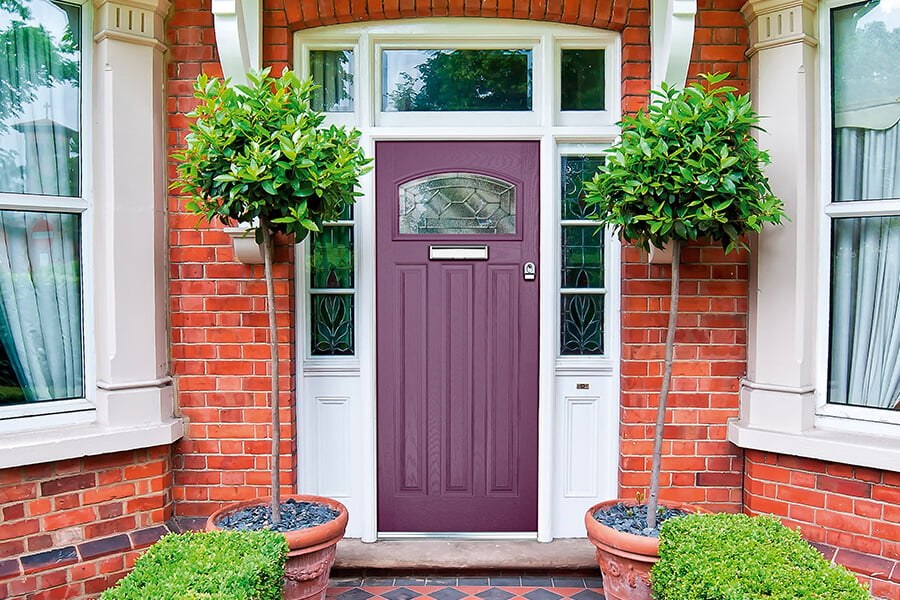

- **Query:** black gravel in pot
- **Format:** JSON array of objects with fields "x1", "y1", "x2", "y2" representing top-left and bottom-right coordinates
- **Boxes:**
[
  {"x1": 215, "y1": 498, "x2": 340, "y2": 533},
  {"x1": 592, "y1": 502, "x2": 688, "y2": 538}
]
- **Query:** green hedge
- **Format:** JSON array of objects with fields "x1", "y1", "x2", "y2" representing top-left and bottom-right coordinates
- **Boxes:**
[
  {"x1": 101, "y1": 530, "x2": 289, "y2": 600},
  {"x1": 651, "y1": 513, "x2": 869, "y2": 600}
]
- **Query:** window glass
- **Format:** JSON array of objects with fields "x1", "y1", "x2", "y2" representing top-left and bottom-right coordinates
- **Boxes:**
[
  {"x1": 382, "y1": 49, "x2": 532, "y2": 111},
  {"x1": 0, "y1": 0, "x2": 81, "y2": 196},
  {"x1": 310, "y1": 49, "x2": 354, "y2": 112},
  {"x1": 309, "y1": 216, "x2": 355, "y2": 356},
  {"x1": 399, "y1": 173, "x2": 516, "y2": 235},
  {"x1": 831, "y1": 0, "x2": 900, "y2": 202},
  {"x1": 560, "y1": 49, "x2": 605, "y2": 111},
  {"x1": 0, "y1": 210, "x2": 83, "y2": 405},
  {"x1": 560, "y1": 155, "x2": 605, "y2": 356},
  {"x1": 827, "y1": 1, "x2": 900, "y2": 411}
]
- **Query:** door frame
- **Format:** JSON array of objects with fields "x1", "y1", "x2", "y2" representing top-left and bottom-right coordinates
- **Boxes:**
[{"x1": 294, "y1": 19, "x2": 623, "y2": 542}]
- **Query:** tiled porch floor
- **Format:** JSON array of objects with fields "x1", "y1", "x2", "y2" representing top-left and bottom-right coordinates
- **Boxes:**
[{"x1": 327, "y1": 575, "x2": 607, "y2": 600}]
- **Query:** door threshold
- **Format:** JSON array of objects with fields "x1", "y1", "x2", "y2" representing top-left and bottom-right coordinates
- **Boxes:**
[
  {"x1": 333, "y1": 537, "x2": 597, "y2": 572},
  {"x1": 377, "y1": 532, "x2": 538, "y2": 541}
]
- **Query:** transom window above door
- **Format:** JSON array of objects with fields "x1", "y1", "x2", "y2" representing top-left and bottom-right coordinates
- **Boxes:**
[{"x1": 293, "y1": 19, "x2": 621, "y2": 129}]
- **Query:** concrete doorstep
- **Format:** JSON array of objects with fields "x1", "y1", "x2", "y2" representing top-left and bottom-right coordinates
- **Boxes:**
[{"x1": 333, "y1": 538, "x2": 598, "y2": 574}]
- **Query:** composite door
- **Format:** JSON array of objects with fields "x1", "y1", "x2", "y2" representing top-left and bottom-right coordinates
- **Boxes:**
[{"x1": 376, "y1": 140, "x2": 540, "y2": 533}]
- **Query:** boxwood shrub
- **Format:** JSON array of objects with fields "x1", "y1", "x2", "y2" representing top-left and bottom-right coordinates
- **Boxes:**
[
  {"x1": 652, "y1": 513, "x2": 868, "y2": 600},
  {"x1": 101, "y1": 530, "x2": 289, "y2": 600}
]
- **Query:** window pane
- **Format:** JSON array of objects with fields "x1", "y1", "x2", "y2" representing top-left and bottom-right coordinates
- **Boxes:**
[
  {"x1": 0, "y1": 0, "x2": 81, "y2": 196},
  {"x1": 310, "y1": 50, "x2": 354, "y2": 112},
  {"x1": 561, "y1": 49, "x2": 605, "y2": 111},
  {"x1": 828, "y1": 217, "x2": 900, "y2": 411},
  {"x1": 310, "y1": 226, "x2": 353, "y2": 289},
  {"x1": 310, "y1": 294, "x2": 354, "y2": 356},
  {"x1": 561, "y1": 155, "x2": 604, "y2": 220},
  {"x1": 831, "y1": 1, "x2": 900, "y2": 202},
  {"x1": 382, "y1": 49, "x2": 532, "y2": 112},
  {"x1": 0, "y1": 210, "x2": 83, "y2": 405},
  {"x1": 399, "y1": 173, "x2": 516, "y2": 234},
  {"x1": 560, "y1": 294, "x2": 603, "y2": 355},
  {"x1": 561, "y1": 226, "x2": 604, "y2": 288}
]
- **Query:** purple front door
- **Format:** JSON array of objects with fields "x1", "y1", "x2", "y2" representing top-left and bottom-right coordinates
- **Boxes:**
[{"x1": 376, "y1": 140, "x2": 540, "y2": 532}]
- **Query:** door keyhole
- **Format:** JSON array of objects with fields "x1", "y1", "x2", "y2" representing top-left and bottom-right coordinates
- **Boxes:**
[{"x1": 523, "y1": 262, "x2": 536, "y2": 281}]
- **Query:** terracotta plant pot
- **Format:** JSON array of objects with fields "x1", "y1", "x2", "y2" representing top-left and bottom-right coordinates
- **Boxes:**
[
  {"x1": 584, "y1": 499, "x2": 704, "y2": 600},
  {"x1": 207, "y1": 495, "x2": 348, "y2": 600}
]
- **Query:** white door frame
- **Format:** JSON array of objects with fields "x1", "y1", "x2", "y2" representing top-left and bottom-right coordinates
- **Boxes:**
[{"x1": 294, "y1": 19, "x2": 622, "y2": 541}]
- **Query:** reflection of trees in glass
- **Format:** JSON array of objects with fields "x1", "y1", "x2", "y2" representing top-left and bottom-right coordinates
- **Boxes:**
[
  {"x1": 0, "y1": 0, "x2": 79, "y2": 191},
  {"x1": 389, "y1": 49, "x2": 531, "y2": 111},
  {"x1": 833, "y1": 3, "x2": 900, "y2": 111},
  {"x1": 310, "y1": 50, "x2": 354, "y2": 112},
  {"x1": 560, "y1": 49, "x2": 604, "y2": 111}
]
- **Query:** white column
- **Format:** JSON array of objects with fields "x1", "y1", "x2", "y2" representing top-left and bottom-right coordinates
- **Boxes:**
[
  {"x1": 733, "y1": 0, "x2": 820, "y2": 435},
  {"x1": 92, "y1": 0, "x2": 175, "y2": 427}
]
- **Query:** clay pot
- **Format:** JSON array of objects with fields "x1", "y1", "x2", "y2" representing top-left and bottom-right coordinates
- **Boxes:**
[
  {"x1": 207, "y1": 495, "x2": 348, "y2": 600},
  {"x1": 584, "y1": 499, "x2": 704, "y2": 600}
]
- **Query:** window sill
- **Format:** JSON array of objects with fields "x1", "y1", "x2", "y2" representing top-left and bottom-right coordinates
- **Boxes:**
[
  {"x1": 727, "y1": 417, "x2": 900, "y2": 472},
  {"x1": 0, "y1": 418, "x2": 184, "y2": 470}
]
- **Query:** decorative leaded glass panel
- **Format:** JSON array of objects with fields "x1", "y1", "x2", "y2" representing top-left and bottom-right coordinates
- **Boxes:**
[
  {"x1": 311, "y1": 294, "x2": 354, "y2": 356},
  {"x1": 382, "y1": 49, "x2": 533, "y2": 112},
  {"x1": 560, "y1": 294, "x2": 604, "y2": 355},
  {"x1": 561, "y1": 49, "x2": 605, "y2": 111},
  {"x1": 310, "y1": 50, "x2": 354, "y2": 113},
  {"x1": 310, "y1": 226, "x2": 353, "y2": 289},
  {"x1": 561, "y1": 226, "x2": 604, "y2": 288},
  {"x1": 562, "y1": 155, "x2": 604, "y2": 220},
  {"x1": 399, "y1": 173, "x2": 516, "y2": 234}
]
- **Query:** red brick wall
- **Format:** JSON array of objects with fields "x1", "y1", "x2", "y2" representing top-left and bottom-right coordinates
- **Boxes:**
[
  {"x1": 0, "y1": 447, "x2": 175, "y2": 600},
  {"x1": 618, "y1": 243, "x2": 748, "y2": 512},
  {"x1": 745, "y1": 451, "x2": 900, "y2": 600}
]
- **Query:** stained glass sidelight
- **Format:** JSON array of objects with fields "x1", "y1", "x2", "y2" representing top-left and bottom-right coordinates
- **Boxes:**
[
  {"x1": 310, "y1": 294, "x2": 354, "y2": 356},
  {"x1": 561, "y1": 226, "x2": 604, "y2": 288},
  {"x1": 560, "y1": 155, "x2": 605, "y2": 355},
  {"x1": 399, "y1": 173, "x2": 516, "y2": 234},
  {"x1": 560, "y1": 294, "x2": 604, "y2": 355},
  {"x1": 310, "y1": 226, "x2": 353, "y2": 289},
  {"x1": 309, "y1": 218, "x2": 355, "y2": 356}
]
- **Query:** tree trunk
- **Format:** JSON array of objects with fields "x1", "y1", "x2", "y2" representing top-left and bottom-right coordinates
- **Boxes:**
[
  {"x1": 260, "y1": 222, "x2": 282, "y2": 524},
  {"x1": 646, "y1": 239, "x2": 681, "y2": 530}
]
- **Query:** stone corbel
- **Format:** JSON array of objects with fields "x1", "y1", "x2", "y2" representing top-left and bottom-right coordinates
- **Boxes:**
[
  {"x1": 651, "y1": 0, "x2": 698, "y2": 89},
  {"x1": 212, "y1": 0, "x2": 261, "y2": 83}
]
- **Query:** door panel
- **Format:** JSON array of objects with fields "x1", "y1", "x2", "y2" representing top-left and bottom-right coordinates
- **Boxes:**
[{"x1": 376, "y1": 140, "x2": 539, "y2": 533}]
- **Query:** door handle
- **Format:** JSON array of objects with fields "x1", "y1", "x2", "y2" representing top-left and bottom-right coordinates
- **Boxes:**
[{"x1": 523, "y1": 262, "x2": 536, "y2": 281}]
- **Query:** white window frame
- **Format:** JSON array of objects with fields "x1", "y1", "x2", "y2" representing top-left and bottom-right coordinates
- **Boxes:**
[
  {"x1": 0, "y1": 0, "x2": 95, "y2": 432},
  {"x1": 815, "y1": 0, "x2": 900, "y2": 432}
]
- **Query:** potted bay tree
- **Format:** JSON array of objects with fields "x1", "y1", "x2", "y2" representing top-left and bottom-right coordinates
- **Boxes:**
[
  {"x1": 171, "y1": 67, "x2": 371, "y2": 600},
  {"x1": 581, "y1": 73, "x2": 786, "y2": 600}
]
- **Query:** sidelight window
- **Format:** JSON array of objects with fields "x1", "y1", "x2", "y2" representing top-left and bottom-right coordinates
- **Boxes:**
[
  {"x1": 559, "y1": 154, "x2": 605, "y2": 355},
  {"x1": 308, "y1": 206, "x2": 355, "y2": 356}
]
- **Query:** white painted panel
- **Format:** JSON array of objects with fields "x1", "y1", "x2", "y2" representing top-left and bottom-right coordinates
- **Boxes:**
[
  {"x1": 316, "y1": 397, "x2": 352, "y2": 497},
  {"x1": 564, "y1": 397, "x2": 599, "y2": 497}
]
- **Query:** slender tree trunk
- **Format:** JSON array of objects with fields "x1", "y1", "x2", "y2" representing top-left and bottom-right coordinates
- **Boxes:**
[
  {"x1": 647, "y1": 239, "x2": 681, "y2": 530},
  {"x1": 261, "y1": 222, "x2": 282, "y2": 525}
]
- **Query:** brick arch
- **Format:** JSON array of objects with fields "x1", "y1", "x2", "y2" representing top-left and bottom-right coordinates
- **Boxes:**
[{"x1": 285, "y1": 0, "x2": 640, "y2": 32}]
